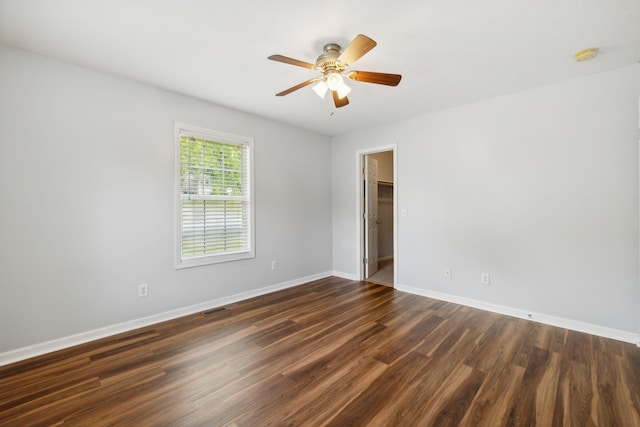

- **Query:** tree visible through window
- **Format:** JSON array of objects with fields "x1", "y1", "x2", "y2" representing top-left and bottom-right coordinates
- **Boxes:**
[{"x1": 176, "y1": 124, "x2": 254, "y2": 268}]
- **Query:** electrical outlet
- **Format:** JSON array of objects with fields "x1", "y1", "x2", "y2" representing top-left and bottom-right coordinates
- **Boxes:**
[
  {"x1": 271, "y1": 260, "x2": 277, "y2": 271},
  {"x1": 480, "y1": 273, "x2": 490, "y2": 285},
  {"x1": 138, "y1": 283, "x2": 149, "y2": 297},
  {"x1": 444, "y1": 267, "x2": 451, "y2": 279}
]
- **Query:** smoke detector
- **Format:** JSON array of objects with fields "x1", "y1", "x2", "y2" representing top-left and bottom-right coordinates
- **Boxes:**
[{"x1": 575, "y1": 48, "x2": 598, "y2": 62}]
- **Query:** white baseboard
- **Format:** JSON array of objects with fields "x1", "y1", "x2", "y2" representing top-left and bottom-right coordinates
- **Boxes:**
[
  {"x1": 4, "y1": 273, "x2": 636, "y2": 367},
  {"x1": 396, "y1": 284, "x2": 640, "y2": 345},
  {"x1": 332, "y1": 271, "x2": 360, "y2": 281},
  {"x1": 0, "y1": 271, "x2": 333, "y2": 367}
]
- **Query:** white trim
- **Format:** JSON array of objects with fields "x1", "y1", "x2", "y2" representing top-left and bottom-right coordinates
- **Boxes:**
[
  {"x1": 5, "y1": 273, "x2": 636, "y2": 366},
  {"x1": 0, "y1": 271, "x2": 332, "y2": 367},
  {"x1": 332, "y1": 270, "x2": 360, "y2": 281},
  {"x1": 396, "y1": 284, "x2": 640, "y2": 345}
]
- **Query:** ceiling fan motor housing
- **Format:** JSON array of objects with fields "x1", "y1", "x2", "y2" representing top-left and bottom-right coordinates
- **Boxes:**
[{"x1": 316, "y1": 43, "x2": 344, "y2": 75}]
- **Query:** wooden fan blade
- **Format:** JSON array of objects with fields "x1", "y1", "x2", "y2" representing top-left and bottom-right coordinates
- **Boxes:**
[
  {"x1": 275, "y1": 79, "x2": 319, "y2": 96},
  {"x1": 347, "y1": 71, "x2": 402, "y2": 86},
  {"x1": 268, "y1": 54, "x2": 317, "y2": 70},
  {"x1": 337, "y1": 34, "x2": 377, "y2": 67},
  {"x1": 332, "y1": 90, "x2": 349, "y2": 108}
]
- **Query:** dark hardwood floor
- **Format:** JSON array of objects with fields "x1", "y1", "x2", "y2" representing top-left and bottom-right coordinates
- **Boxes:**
[{"x1": 1, "y1": 276, "x2": 639, "y2": 426}]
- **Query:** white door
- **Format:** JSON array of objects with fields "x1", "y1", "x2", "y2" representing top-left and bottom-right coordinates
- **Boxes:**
[{"x1": 365, "y1": 155, "x2": 379, "y2": 277}]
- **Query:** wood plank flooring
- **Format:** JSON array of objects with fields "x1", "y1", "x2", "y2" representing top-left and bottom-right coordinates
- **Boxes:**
[{"x1": 1, "y1": 276, "x2": 639, "y2": 426}]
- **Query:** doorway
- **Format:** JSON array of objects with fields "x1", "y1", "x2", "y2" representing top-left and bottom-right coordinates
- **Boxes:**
[{"x1": 359, "y1": 147, "x2": 396, "y2": 287}]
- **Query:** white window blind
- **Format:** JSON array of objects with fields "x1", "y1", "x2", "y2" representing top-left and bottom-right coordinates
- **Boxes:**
[{"x1": 176, "y1": 124, "x2": 254, "y2": 268}]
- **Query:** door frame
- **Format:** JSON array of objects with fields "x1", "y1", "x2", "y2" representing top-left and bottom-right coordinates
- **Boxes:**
[{"x1": 356, "y1": 144, "x2": 398, "y2": 285}]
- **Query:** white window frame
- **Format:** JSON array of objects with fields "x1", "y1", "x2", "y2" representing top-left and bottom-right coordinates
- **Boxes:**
[{"x1": 175, "y1": 122, "x2": 255, "y2": 269}]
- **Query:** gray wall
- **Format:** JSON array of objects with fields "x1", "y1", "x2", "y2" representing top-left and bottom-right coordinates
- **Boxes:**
[
  {"x1": 333, "y1": 64, "x2": 640, "y2": 334},
  {"x1": 1, "y1": 43, "x2": 638, "y2": 355},
  {"x1": 0, "y1": 45, "x2": 333, "y2": 353}
]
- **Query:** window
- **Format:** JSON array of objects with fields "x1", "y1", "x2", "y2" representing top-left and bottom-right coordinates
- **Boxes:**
[{"x1": 175, "y1": 123, "x2": 254, "y2": 268}]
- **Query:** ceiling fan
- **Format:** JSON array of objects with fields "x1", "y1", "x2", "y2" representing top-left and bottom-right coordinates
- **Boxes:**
[{"x1": 268, "y1": 34, "x2": 402, "y2": 108}]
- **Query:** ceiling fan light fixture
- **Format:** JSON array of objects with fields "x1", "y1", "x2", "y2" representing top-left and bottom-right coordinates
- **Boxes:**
[
  {"x1": 312, "y1": 80, "x2": 329, "y2": 98},
  {"x1": 336, "y1": 80, "x2": 352, "y2": 99},
  {"x1": 268, "y1": 34, "x2": 401, "y2": 108},
  {"x1": 326, "y1": 72, "x2": 343, "y2": 91}
]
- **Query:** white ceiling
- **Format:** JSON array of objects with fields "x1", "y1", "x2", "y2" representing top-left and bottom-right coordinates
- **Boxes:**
[{"x1": 1, "y1": 0, "x2": 639, "y2": 136}]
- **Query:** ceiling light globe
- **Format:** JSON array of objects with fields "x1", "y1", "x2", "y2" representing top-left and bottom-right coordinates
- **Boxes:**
[
  {"x1": 336, "y1": 81, "x2": 351, "y2": 99},
  {"x1": 326, "y1": 73, "x2": 343, "y2": 91},
  {"x1": 312, "y1": 80, "x2": 329, "y2": 98}
]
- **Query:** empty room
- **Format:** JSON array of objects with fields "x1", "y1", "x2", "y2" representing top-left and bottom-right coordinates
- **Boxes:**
[{"x1": 0, "y1": 0, "x2": 639, "y2": 425}]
